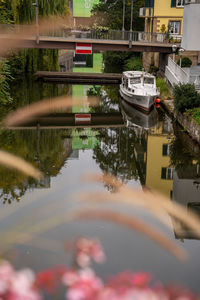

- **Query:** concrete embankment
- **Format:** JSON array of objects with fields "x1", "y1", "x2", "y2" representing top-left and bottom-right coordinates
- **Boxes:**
[{"x1": 162, "y1": 99, "x2": 200, "y2": 145}]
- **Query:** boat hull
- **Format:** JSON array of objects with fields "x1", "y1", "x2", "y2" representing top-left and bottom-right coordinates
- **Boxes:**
[{"x1": 119, "y1": 85, "x2": 156, "y2": 112}]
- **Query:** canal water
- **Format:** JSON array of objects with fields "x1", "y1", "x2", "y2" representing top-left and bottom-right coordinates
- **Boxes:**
[{"x1": 1, "y1": 60, "x2": 200, "y2": 296}]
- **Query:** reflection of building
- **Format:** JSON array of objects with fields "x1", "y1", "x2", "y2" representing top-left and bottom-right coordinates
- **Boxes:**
[
  {"x1": 172, "y1": 164, "x2": 200, "y2": 240},
  {"x1": 71, "y1": 53, "x2": 103, "y2": 153},
  {"x1": 145, "y1": 116, "x2": 174, "y2": 198},
  {"x1": 72, "y1": 129, "x2": 100, "y2": 150}
]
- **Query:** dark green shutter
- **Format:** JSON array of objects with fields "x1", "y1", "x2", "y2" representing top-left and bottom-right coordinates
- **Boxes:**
[
  {"x1": 171, "y1": 0, "x2": 176, "y2": 7},
  {"x1": 161, "y1": 168, "x2": 167, "y2": 180},
  {"x1": 150, "y1": 0, "x2": 154, "y2": 7},
  {"x1": 145, "y1": 0, "x2": 154, "y2": 7}
]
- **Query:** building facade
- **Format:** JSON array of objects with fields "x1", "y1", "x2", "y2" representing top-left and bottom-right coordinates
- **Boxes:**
[{"x1": 140, "y1": 0, "x2": 184, "y2": 39}]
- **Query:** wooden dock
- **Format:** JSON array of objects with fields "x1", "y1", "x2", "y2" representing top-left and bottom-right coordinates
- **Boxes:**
[{"x1": 34, "y1": 71, "x2": 122, "y2": 84}]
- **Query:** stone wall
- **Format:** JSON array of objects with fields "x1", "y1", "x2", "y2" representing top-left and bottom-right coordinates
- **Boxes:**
[
  {"x1": 174, "y1": 110, "x2": 200, "y2": 144},
  {"x1": 142, "y1": 52, "x2": 160, "y2": 71}
]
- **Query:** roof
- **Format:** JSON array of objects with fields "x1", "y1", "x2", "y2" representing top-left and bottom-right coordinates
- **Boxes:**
[{"x1": 122, "y1": 71, "x2": 155, "y2": 78}]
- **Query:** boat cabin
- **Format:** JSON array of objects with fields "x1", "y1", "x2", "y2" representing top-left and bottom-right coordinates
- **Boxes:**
[{"x1": 122, "y1": 71, "x2": 156, "y2": 92}]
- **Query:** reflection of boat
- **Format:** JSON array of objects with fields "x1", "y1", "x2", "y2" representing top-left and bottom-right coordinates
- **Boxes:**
[
  {"x1": 121, "y1": 100, "x2": 159, "y2": 130},
  {"x1": 119, "y1": 71, "x2": 160, "y2": 111}
]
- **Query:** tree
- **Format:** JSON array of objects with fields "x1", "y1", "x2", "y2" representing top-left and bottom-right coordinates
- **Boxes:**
[
  {"x1": 173, "y1": 83, "x2": 200, "y2": 113},
  {"x1": 2, "y1": 0, "x2": 70, "y2": 74},
  {"x1": 92, "y1": 0, "x2": 145, "y2": 31},
  {"x1": 177, "y1": 57, "x2": 192, "y2": 68}
]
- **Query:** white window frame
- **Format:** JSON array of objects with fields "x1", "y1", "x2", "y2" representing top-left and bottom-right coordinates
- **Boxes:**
[
  {"x1": 176, "y1": 0, "x2": 185, "y2": 7},
  {"x1": 168, "y1": 21, "x2": 181, "y2": 35}
]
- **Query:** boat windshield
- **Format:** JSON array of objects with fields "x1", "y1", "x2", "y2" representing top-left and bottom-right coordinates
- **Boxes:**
[
  {"x1": 144, "y1": 77, "x2": 154, "y2": 84},
  {"x1": 130, "y1": 77, "x2": 141, "y2": 84}
]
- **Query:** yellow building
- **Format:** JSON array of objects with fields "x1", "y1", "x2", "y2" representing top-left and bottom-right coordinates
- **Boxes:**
[
  {"x1": 140, "y1": 0, "x2": 185, "y2": 38},
  {"x1": 145, "y1": 122, "x2": 173, "y2": 198}
]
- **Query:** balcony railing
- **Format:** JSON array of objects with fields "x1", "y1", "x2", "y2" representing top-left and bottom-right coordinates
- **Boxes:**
[{"x1": 139, "y1": 7, "x2": 153, "y2": 17}]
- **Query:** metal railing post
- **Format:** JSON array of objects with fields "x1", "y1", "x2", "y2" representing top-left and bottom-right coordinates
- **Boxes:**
[
  {"x1": 122, "y1": 0, "x2": 125, "y2": 40},
  {"x1": 33, "y1": 0, "x2": 39, "y2": 44},
  {"x1": 129, "y1": 0, "x2": 133, "y2": 48}
]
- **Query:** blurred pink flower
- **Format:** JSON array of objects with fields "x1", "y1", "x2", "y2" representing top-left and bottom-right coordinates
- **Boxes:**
[
  {"x1": 63, "y1": 268, "x2": 103, "y2": 300},
  {"x1": 75, "y1": 238, "x2": 105, "y2": 268},
  {"x1": 0, "y1": 261, "x2": 14, "y2": 295},
  {"x1": 0, "y1": 261, "x2": 41, "y2": 300}
]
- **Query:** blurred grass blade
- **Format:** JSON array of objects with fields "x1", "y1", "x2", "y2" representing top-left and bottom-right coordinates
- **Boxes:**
[
  {"x1": 0, "y1": 17, "x2": 70, "y2": 56},
  {"x1": 83, "y1": 173, "x2": 200, "y2": 237},
  {"x1": 3, "y1": 96, "x2": 98, "y2": 126},
  {"x1": 0, "y1": 150, "x2": 42, "y2": 179},
  {"x1": 71, "y1": 209, "x2": 187, "y2": 261}
]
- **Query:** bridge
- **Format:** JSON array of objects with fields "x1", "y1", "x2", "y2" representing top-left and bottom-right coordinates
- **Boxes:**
[
  {"x1": 0, "y1": 26, "x2": 178, "y2": 53},
  {"x1": 7, "y1": 112, "x2": 125, "y2": 129}
]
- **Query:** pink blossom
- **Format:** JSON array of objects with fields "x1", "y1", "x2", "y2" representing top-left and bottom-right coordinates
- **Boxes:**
[
  {"x1": 0, "y1": 261, "x2": 41, "y2": 300},
  {"x1": 132, "y1": 272, "x2": 152, "y2": 288},
  {"x1": 62, "y1": 270, "x2": 79, "y2": 286},
  {"x1": 75, "y1": 238, "x2": 105, "y2": 267},
  {"x1": 64, "y1": 268, "x2": 103, "y2": 300},
  {"x1": 0, "y1": 261, "x2": 14, "y2": 295}
]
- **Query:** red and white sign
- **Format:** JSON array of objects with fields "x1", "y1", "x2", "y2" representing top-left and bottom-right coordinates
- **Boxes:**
[
  {"x1": 76, "y1": 43, "x2": 92, "y2": 54},
  {"x1": 75, "y1": 114, "x2": 91, "y2": 125}
]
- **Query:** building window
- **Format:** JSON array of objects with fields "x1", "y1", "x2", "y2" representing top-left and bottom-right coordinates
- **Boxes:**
[
  {"x1": 161, "y1": 167, "x2": 173, "y2": 180},
  {"x1": 162, "y1": 144, "x2": 171, "y2": 156},
  {"x1": 176, "y1": 0, "x2": 185, "y2": 6},
  {"x1": 168, "y1": 21, "x2": 180, "y2": 34}
]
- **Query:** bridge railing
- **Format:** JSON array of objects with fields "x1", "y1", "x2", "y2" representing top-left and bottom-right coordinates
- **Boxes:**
[
  {"x1": 0, "y1": 24, "x2": 182, "y2": 44},
  {"x1": 41, "y1": 28, "x2": 181, "y2": 43}
]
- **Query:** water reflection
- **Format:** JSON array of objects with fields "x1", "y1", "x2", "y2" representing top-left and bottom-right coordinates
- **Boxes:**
[
  {"x1": 1, "y1": 79, "x2": 200, "y2": 293},
  {"x1": 0, "y1": 128, "x2": 72, "y2": 204}
]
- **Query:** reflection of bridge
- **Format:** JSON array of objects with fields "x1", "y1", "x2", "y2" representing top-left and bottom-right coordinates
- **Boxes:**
[
  {"x1": 0, "y1": 26, "x2": 176, "y2": 53},
  {"x1": 8, "y1": 112, "x2": 125, "y2": 129}
]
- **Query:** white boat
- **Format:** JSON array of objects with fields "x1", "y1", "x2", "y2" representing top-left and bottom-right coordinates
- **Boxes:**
[{"x1": 120, "y1": 71, "x2": 160, "y2": 111}]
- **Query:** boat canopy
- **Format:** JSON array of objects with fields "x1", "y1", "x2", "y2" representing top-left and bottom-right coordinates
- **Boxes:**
[{"x1": 122, "y1": 71, "x2": 155, "y2": 85}]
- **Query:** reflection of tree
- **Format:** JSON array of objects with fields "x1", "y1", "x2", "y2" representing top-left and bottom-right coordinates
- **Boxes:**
[
  {"x1": 0, "y1": 129, "x2": 72, "y2": 204},
  {"x1": 90, "y1": 85, "x2": 120, "y2": 113},
  {"x1": 169, "y1": 125, "x2": 199, "y2": 171},
  {"x1": 93, "y1": 127, "x2": 139, "y2": 186}
]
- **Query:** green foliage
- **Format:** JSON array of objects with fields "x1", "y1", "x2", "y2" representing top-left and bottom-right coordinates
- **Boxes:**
[
  {"x1": 4, "y1": 0, "x2": 68, "y2": 74},
  {"x1": 169, "y1": 135, "x2": 195, "y2": 171},
  {"x1": 87, "y1": 86, "x2": 102, "y2": 97},
  {"x1": 92, "y1": 0, "x2": 145, "y2": 31},
  {"x1": 177, "y1": 57, "x2": 192, "y2": 68},
  {"x1": 156, "y1": 77, "x2": 171, "y2": 100},
  {"x1": 104, "y1": 51, "x2": 132, "y2": 73},
  {"x1": 187, "y1": 107, "x2": 200, "y2": 125},
  {"x1": 124, "y1": 56, "x2": 143, "y2": 71},
  {"x1": 0, "y1": 0, "x2": 13, "y2": 23},
  {"x1": 149, "y1": 64, "x2": 159, "y2": 76},
  {"x1": 173, "y1": 83, "x2": 200, "y2": 113},
  {"x1": 0, "y1": 60, "x2": 13, "y2": 105}
]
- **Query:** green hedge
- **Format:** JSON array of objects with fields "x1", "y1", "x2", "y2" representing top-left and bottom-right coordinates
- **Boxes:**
[
  {"x1": 177, "y1": 57, "x2": 192, "y2": 68},
  {"x1": 173, "y1": 83, "x2": 200, "y2": 113}
]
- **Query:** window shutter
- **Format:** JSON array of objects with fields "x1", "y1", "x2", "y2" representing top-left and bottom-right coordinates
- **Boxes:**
[
  {"x1": 171, "y1": 0, "x2": 176, "y2": 7},
  {"x1": 150, "y1": 0, "x2": 154, "y2": 7},
  {"x1": 145, "y1": 0, "x2": 154, "y2": 7}
]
